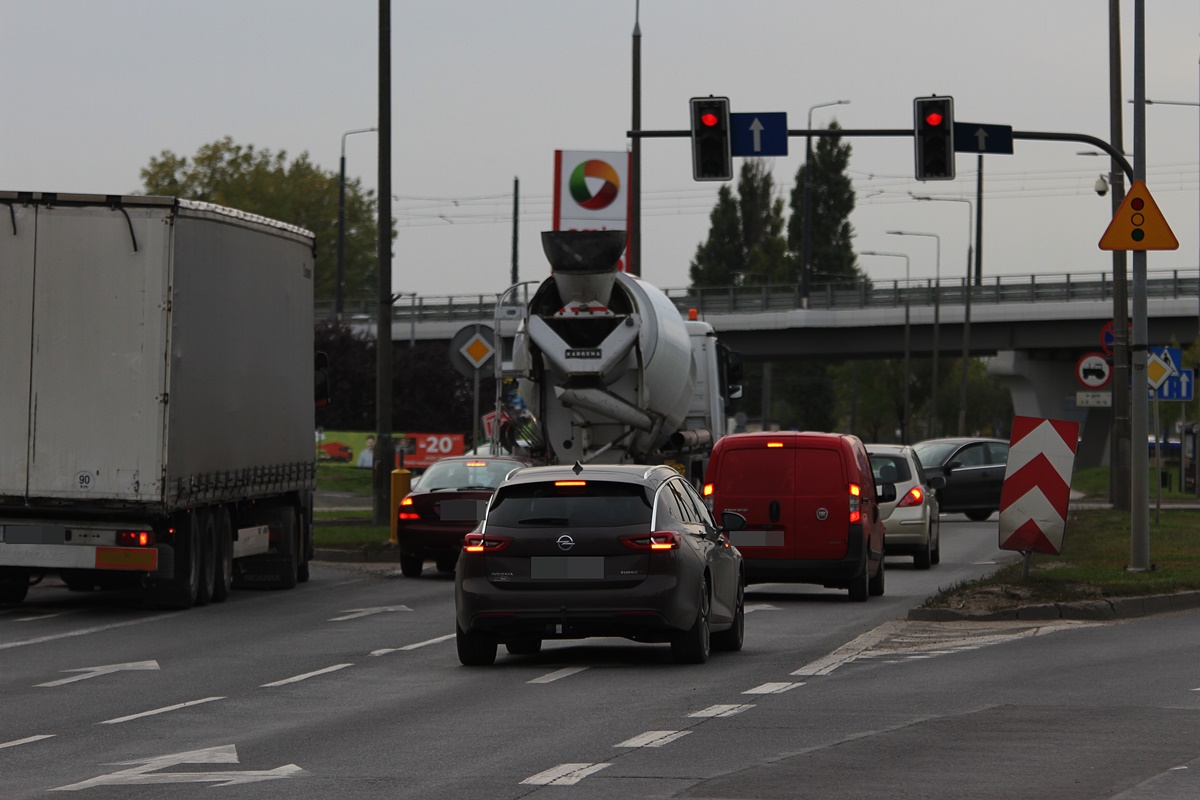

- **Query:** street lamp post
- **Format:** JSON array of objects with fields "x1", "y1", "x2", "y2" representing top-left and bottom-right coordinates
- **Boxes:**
[
  {"x1": 337, "y1": 126, "x2": 378, "y2": 318},
  {"x1": 888, "y1": 230, "x2": 941, "y2": 438},
  {"x1": 802, "y1": 100, "x2": 850, "y2": 308},
  {"x1": 862, "y1": 250, "x2": 911, "y2": 443},
  {"x1": 911, "y1": 194, "x2": 974, "y2": 436}
]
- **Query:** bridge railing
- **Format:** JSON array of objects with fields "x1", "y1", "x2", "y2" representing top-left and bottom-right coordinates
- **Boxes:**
[{"x1": 315, "y1": 268, "x2": 1199, "y2": 323}]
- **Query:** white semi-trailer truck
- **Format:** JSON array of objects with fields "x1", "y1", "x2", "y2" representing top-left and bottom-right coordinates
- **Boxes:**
[{"x1": 0, "y1": 192, "x2": 321, "y2": 608}]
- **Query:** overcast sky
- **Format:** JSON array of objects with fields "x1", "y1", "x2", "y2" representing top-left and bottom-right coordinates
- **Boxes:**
[{"x1": 2, "y1": 1, "x2": 1197, "y2": 297}]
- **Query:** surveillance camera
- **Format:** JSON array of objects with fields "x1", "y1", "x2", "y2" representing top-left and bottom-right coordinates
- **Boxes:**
[{"x1": 1094, "y1": 175, "x2": 1109, "y2": 197}]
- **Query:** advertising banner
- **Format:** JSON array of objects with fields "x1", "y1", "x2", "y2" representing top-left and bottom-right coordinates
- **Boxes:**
[{"x1": 552, "y1": 150, "x2": 631, "y2": 271}]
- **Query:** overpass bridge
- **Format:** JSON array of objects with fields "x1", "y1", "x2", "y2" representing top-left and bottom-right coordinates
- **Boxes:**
[{"x1": 326, "y1": 267, "x2": 1199, "y2": 464}]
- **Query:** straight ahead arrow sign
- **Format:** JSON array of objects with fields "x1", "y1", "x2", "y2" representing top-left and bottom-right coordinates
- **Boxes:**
[{"x1": 36, "y1": 660, "x2": 159, "y2": 688}]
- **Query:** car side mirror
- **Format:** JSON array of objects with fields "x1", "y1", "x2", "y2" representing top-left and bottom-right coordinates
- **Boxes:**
[
  {"x1": 929, "y1": 476, "x2": 946, "y2": 490},
  {"x1": 720, "y1": 511, "x2": 746, "y2": 532},
  {"x1": 945, "y1": 461, "x2": 962, "y2": 474},
  {"x1": 876, "y1": 483, "x2": 897, "y2": 503}
]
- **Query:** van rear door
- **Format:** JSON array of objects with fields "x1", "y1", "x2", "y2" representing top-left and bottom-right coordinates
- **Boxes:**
[
  {"x1": 716, "y1": 443, "x2": 795, "y2": 559},
  {"x1": 791, "y1": 444, "x2": 850, "y2": 560}
]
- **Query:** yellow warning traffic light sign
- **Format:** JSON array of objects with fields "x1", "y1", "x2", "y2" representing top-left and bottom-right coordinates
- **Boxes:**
[{"x1": 1099, "y1": 180, "x2": 1179, "y2": 251}]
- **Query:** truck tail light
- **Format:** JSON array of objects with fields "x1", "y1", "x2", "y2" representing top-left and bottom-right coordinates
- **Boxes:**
[
  {"x1": 620, "y1": 531, "x2": 680, "y2": 551},
  {"x1": 117, "y1": 530, "x2": 155, "y2": 547},
  {"x1": 463, "y1": 532, "x2": 512, "y2": 553},
  {"x1": 897, "y1": 487, "x2": 924, "y2": 508},
  {"x1": 848, "y1": 483, "x2": 862, "y2": 524}
]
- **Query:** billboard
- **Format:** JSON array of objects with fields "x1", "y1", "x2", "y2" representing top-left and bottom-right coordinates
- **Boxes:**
[{"x1": 552, "y1": 150, "x2": 632, "y2": 271}]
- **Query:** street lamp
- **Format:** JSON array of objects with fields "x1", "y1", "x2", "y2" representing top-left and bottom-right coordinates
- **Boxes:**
[
  {"x1": 802, "y1": 99, "x2": 850, "y2": 308},
  {"x1": 337, "y1": 126, "x2": 378, "y2": 318},
  {"x1": 911, "y1": 193, "x2": 974, "y2": 436},
  {"x1": 862, "y1": 250, "x2": 911, "y2": 443},
  {"x1": 888, "y1": 230, "x2": 941, "y2": 438}
]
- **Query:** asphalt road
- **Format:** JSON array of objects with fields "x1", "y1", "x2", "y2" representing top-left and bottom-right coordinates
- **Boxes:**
[{"x1": 3, "y1": 517, "x2": 1198, "y2": 799}]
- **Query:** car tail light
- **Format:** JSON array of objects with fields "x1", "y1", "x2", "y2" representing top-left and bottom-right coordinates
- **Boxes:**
[
  {"x1": 897, "y1": 487, "x2": 924, "y2": 508},
  {"x1": 848, "y1": 483, "x2": 862, "y2": 524},
  {"x1": 397, "y1": 496, "x2": 421, "y2": 521},
  {"x1": 620, "y1": 531, "x2": 680, "y2": 551},
  {"x1": 463, "y1": 532, "x2": 512, "y2": 553},
  {"x1": 117, "y1": 530, "x2": 155, "y2": 547}
]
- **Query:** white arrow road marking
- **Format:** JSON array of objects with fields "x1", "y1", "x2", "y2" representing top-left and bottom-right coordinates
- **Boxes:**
[
  {"x1": 615, "y1": 730, "x2": 690, "y2": 748},
  {"x1": 99, "y1": 697, "x2": 224, "y2": 725},
  {"x1": 261, "y1": 663, "x2": 352, "y2": 688},
  {"x1": 0, "y1": 735, "x2": 55, "y2": 750},
  {"x1": 51, "y1": 744, "x2": 304, "y2": 791},
  {"x1": 328, "y1": 605, "x2": 411, "y2": 622},
  {"x1": 743, "y1": 681, "x2": 804, "y2": 695},
  {"x1": 749, "y1": 118, "x2": 765, "y2": 152},
  {"x1": 521, "y1": 763, "x2": 610, "y2": 786},
  {"x1": 37, "y1": 660, "x2": 160, "y2": 687},
  {"x1": 744, "y1": 603, "x2": 779, "y2": 614},
  {"x1": 689, "y1": 704, "x2": 755, "y2": 718},
  {"x1": 371, "y1": 632, "x2": 456, "y2": 656},
  {"x1": 528, "y1": 667, "x2": 588, "y2": 684}
]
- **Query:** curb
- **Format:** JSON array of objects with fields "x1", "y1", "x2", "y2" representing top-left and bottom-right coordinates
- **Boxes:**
[
  {"x1": 908, "y1": 590, "x2": 1200, "y2": 622},
  {"x1": 314, "y1": 545, "x2": 402, "y2": 564}
]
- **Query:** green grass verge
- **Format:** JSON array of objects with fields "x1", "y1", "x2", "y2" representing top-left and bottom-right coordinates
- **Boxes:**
[
  {"x1": 313, "y1": 523, "x2": 393, "y2": 549},
  {"x1": 317, "y1": 462, "x2": 375, "y2": 495},
  {"x1": 926, "y1": 508, "x2": 1200, "y2": 607}
]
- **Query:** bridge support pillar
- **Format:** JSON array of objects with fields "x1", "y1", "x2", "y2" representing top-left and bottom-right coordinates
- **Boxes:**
[{"x1": 989, "y1": 351, "x2": 1108, "y2": 469}]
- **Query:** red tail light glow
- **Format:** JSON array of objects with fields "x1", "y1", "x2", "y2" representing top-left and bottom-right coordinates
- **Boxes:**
[
  {"x1": 463, "y1": 532, "x2": 513, "y2": 553},
  {"x1": 702, "y1": 483, "x2": 714, "y2": 497},
  {"x1": 620, "y1": 531, "x2": 680, "y2": 551},
  {"x1": 466, "y1": 461, "x2": 487, "y2": 467},
  {"x1": 897, "y1": 486, "x2": 924, "y2": 508},
  {"x1": 848, "y1": 483, "x2": 862, "y2": 524},
  {"x1": 766, "y1": 442, "x2": 784, "y2": 448},
  {"x1": 400, "y1": 496, "x2": 414, "y2": 506},
  {"x1": 117, "y1": 530, "x2": 154, "y2": 547},
  {"x1": 554, "y1": 480, "x2": 586, "y2": 487}
]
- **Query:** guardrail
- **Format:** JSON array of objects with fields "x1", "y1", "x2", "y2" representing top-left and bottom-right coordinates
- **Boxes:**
[{"x1": 316, "y1": 268, "x2": 1199, "y2": 323}]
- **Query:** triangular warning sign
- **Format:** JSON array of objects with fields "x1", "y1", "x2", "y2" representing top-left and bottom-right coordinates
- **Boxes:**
[{"x1": 1099, "y1": 179, "x2": 1179, "y2": 251}]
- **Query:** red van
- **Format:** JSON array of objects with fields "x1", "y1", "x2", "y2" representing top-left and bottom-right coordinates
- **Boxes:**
[{"x1": 703, "y1": 432, "x2": 895, "y2": 601}]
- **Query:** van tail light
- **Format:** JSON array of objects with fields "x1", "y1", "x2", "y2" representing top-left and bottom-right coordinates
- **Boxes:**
[
  {"x1": 620, "y1": 531, "x2": 680, "y2": 551},
  {"x1": 897, "y1": 487, "x2": 924, "y2": 508},
  {"x1": 848, "y1": 483, "x2": 862, "y2": 524},
  {"x1": 463, "y1": 532, "x2": 512, "y2": 554},
  {"x1": 702, "y1": 483, "x2": 714, "y2": 497},
  {"x1": 117, "y1": 530, "x2": 155, "y2": 547}
]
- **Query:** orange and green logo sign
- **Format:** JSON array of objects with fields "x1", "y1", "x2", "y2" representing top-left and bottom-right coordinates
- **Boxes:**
[{"x1": 568, "y1": 159, "x2": 620, "y2": 210}]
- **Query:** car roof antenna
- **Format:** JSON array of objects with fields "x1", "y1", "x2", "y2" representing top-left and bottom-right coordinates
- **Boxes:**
[{"x1": 572, "y1": 461, "x2": 584, "y2": 476}]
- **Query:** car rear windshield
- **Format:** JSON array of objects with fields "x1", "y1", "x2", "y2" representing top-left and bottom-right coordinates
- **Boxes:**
[
  {"x1": 487, "y1": 481, "x2": 652, "y2": 528},
  {"x1": 913, "y1": 441, "x2": 957, "y2": 467},
  {"x1": 870, "y1": 455, "x2": 912, "y2": 484},
  {"x1": 420, "y1": 459, "x2": 520, "y2": 491}
]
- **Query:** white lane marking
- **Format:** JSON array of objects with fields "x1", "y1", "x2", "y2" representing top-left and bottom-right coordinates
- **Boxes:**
[
  {"x1": 689, "y1": 704, "x2": 755, "y2": 718},
  {"x1": 17, "y1": 611, "x2": 81, "y2": 622},
  {"x1": 744, "y1": 604, "x2": 779, "y2": 614},
  {"x1": 743, "y1": 682, "x2": 804, "y2": 695},
  {"x1": 0, "y1": 735, "x2": 55, "y2": 750},
  {"x1": 37, "y1": 660, "x2": 160, "y2": 687},
  {"x1": 260, "y1": 663, "x2": 353, "y2": 688},
  {"x1": 793, "y1": 623, "x2": 898, "y2": 676},
  {"x1": 528, "y1": 667, "x2": 589, "y2": 684},
  {"x1": 0, "y1": 614, "x2": 174, "y2": 651},
  {"x1": 615, "y1": 730, "x2": 690, "y2": 748},
  {"x1": 521, "y1": 763, "x2": 610, "y2": 786},
  {"x1": 370, "y1": 633, "x2": 455, "y2": 656},
  {"x1": 51, "y1": 744, "x2": 304, "y2": 791},
  {"x1": 99, "y1": 696, "x2": 224, "y2": 725},
  {"x1": 328, "y1": 606, "x2": 411, "y2": 622}
]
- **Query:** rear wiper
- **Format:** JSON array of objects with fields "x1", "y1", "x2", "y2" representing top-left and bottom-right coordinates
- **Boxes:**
[{"x1": 516, "y1": 517, "x2": 569, "y2": 525}]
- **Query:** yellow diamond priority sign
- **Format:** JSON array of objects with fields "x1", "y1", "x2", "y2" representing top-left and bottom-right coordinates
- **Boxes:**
[{"x1": 1099, "y1": 179, "x2": 1179, "y2": 251}]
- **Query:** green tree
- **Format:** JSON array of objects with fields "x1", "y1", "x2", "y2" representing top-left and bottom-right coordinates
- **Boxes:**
[
  {"x1": 140, "y1": 137, "x2": 380, "y2": 306},
  {"x1": 788, "y1": 121, "x2": 865, "y2": 288},
  {"x1": 689, "y1": 159, "x2": 789, "y2": 288}
]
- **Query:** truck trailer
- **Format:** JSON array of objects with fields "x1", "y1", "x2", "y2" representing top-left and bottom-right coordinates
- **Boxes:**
[{"x1": 0, "y1": 192, "x2": 320, "y2": 608}]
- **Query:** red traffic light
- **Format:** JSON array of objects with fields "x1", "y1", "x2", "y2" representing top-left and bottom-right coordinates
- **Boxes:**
[
  {"x1": 924, "y1": 111, "x2": 944, "y2": 127},
  {"x1": 700, "y1": 112, "x2": 719, "y2": 127}
]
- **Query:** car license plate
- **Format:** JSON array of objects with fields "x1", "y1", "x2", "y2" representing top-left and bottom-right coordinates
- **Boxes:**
[
  {"x1": 731, "y1": 530, "x2": 785, "y2": 547},
  {"x1": 439, "y1": 500, "x2": 486, "y2": 521},
  {"x1": 531, "y1": 556, "x2": 604, "y2": 580}
]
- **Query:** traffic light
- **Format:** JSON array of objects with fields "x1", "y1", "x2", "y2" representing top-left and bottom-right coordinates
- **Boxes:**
[
  {"x1": 913, "y1": 96, "x2": 955, "y2": 181},
  {"x1": 690, "y1": 96, "x2": 732, "y2": 181}
]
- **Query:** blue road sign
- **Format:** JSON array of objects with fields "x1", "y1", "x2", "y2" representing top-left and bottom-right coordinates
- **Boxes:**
[
  {"x1": 1151, "y1": 346, "x2": 1183, "y2": 373},
  {"x1": 953, "y1": 122, "x2": 1014, "y2": 154},
  {"x1": 1155, "y1": 368, "x2": 1193, "y2": 401},
  {"x1": 730, "y1": 112, "x2": 788, "y2": 157}
]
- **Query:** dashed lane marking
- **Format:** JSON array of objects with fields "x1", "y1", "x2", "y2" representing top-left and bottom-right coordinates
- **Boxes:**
[
  {"x1": 371, "y1": 633, "x2": 455, "y2": 656},
  {"x1": 529, "y1": 667, "x2": 589, "y2": 684},
  {"x1": 0, "y1": 735, "x2": 55, "y2": 750},
  {"x1": 743, "y1": 682, "x2": 804, "y2": 695},
  {"x1": 689, "y1": 704, "x2": 756, "y2": 718},
  {"x1": 261, "y1": 664, "x2": 353, "y2": 688},
  {"x1": 615, "y1": 730, "x2": 690, "y2": 748},
  {"x1": 521, "y1": 763, "x2": 610, "y2": 786},
  {"x1": 99, "y1": 697, "x2": 224, "y2": 725}
]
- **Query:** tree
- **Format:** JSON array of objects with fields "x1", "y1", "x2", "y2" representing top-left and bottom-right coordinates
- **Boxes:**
[
  {"x1": 140, "y1": 137, "x2": 380, "y2": 306},
  {"x1": 788, "y1": 121, "x2": 865, "y2": 289},
  {"x1": 689, "y1": 160, "x2": 789, "y2": 288}
]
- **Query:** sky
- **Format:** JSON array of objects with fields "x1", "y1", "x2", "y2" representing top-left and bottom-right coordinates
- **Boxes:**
[{"x1": 2, "y1": 1, "x2": 1198, "y2": 298}]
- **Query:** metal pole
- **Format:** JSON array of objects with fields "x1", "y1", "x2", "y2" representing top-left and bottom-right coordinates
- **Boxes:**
[
  {"x1": 373, "y1": 0, "x2": 394, "y2": 526},
  {"x1": 1129, "y1": 0, "x2": 1150, "y2": 571},
  {"x1": 629, "y1": 2, "x2": 641, "y2": 277},
  {"x1": 862, "y1": 251, "x2": 911, "y2": 442},
  {"x1": 887, "y1": 231, "x2": 940, "y2": 438},
  {"x1": 336, "y1": 127, "x2": 377, "y2": 318},
  {"x1": 802, "y1": 100, "x2": 850, "y2": 307},
  {"x1": 511, "y1": 176, "x2": 519, "y2": 286},
  {"x1": 1108, "y1": 0, "x2": 1131, "y2": 511}
]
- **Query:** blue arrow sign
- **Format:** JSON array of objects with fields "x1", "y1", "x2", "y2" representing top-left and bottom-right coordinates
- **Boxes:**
[
  {"x1": 953, "y1": 122, "x2": 1014, "y2": 154},
  {"x1": 730, "y1": 112, "x2": 788, "y2": 157},
  {"x1": 1156, "y1": 368, "x2": 1194, "y2": 401}
]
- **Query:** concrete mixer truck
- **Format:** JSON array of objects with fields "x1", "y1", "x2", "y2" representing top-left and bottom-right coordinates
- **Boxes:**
[{"x1": 499, "y1": 230, "x2": 741, "y2": 483}]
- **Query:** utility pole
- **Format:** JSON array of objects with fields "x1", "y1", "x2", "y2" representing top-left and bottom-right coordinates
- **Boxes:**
[
  {"x1": 373, "y1": 0, "x2": 394, "y2": 526},
  {"x1": 1108, "y1": 0, "x2": 1132, "y2": 511}
]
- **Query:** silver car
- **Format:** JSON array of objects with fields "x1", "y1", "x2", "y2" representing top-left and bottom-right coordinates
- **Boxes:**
[{"x1": 867, "y1": 444, "x2": 944, "y2": 570}]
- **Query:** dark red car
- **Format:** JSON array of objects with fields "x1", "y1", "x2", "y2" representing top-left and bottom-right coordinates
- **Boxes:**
[{"x1": 396, "y1": 455, "x2": 529, "y2": 577}]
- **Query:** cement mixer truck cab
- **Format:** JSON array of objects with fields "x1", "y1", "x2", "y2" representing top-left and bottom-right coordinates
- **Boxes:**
[{"x1": 505, "y1": 230, "x2": 740, "y2": 484}]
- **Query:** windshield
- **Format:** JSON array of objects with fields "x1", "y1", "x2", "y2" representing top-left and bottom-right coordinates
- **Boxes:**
[
  {"x1": 418, "y1": 459, "x2": 521, "y2": 491},
  {"x1": 487, "y1": 481, "x2": 652, "y2": 528},
  {"x1": 912, "y1": 441, "x2": 959, "y2": 467}
]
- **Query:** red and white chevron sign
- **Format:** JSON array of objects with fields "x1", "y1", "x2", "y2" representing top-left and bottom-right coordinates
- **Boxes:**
[{"x1": 997, "y1": 416, "x2": 1080, "y2": 555}]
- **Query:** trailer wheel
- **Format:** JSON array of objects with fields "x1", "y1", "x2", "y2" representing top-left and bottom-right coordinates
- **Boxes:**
[
  {"x1": 194, "y1": 508, "x2": 216, "y2": 607},
  {"x1": 297, "y1": 510, "x2": 312, "y2": 584},
  {"x1": 0, "y1": 568, "x2": 29, "y2": 606},
  {"x1": 211, "y1": 506, "x2": 234, "y2": 602},
  {"x1": 274, "y1": 507, "x2": 299, "y2": 590},
  {"x1": 147, "y1": 512, "x2": 201, "y2": 609}
]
